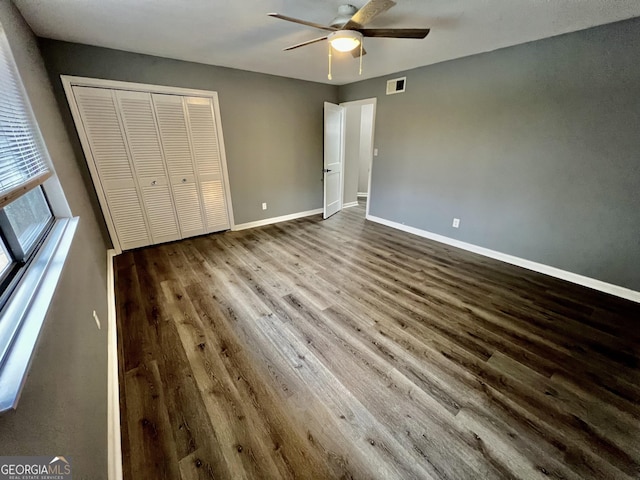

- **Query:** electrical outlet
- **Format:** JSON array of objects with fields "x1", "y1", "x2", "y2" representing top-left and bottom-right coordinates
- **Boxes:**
[
  {"x1": 452, "y1": 218, "x2": 460, "y2": 228},
  {"x1": 262, "y1": 202, "x2": 267, "y2": 210},
  {"x1": 93, "y1": 310, "x2": 101, "y2": 330},
  {"x1": 373, "y1": 148, "x2": 379, "y2": 156}
]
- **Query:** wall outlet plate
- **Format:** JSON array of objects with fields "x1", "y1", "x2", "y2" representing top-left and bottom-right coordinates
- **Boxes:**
[
  {"x1": 452, "y1": 218, "x2": 460, "y2": 228},
  {"x1": 262, "y1": 202, "x2": 267, "y2": 210},
  {"x1": 93, "y1": 310, "x2": 101, "y2": 329}
]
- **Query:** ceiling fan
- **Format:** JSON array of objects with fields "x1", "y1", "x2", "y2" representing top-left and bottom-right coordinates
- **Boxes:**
[{"x1": 268, "y1": 0, "x2": 430, "y2": 78}]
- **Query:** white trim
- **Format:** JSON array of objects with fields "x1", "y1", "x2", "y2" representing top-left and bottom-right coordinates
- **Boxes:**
[
  {"x1": 232, "y1": 208, "x2": 323, "y2": 231},
  {"x1": 209, "y1": 93, "x2": 235, "y2": 229},
  {"x1": 60, "y1": 75, "x2": 222, "y2": 98},
  {"x1": 364, "y1": 99, "x2": 377, "y2": 218},
  {"x1": 323, "y1": 102, "x2": 345, "y2": 220},
  {"x1": 343, "y1": 201, "x2": 359, "y2": 208},
  {"x1": 0, "y1": 218, "x2": 79, "y2": 412},
  {"x1": 107, "y1": 249, "x2": 123, "y2": 480},
  {"x1": 366, "y1": 214, "x2": 640, "y2": 304},
  {"x1": 340, "y1": 98, "x2": 377, "y2": 108},
  {"x1": 357, "y1": 192, "x2": 368, "y2": 198}
]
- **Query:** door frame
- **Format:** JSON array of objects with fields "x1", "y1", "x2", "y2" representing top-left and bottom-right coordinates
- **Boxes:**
[
  {"x1": 338, "y1": 97, "x2": 377, "y2": 218},
  {"x1": 323, "y1": 102, "x2": 346, "y2": 219},
  {"x1": 61, "y1": 75, "x2": 235, "y2": 253}
]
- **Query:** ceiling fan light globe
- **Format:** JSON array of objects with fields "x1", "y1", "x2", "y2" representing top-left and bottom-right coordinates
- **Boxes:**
[
  {"x1": 331, "y1": 38, "x2": 360, "y2": 52},
  {"x1": 328, "y1": 30, "x2": 363, "y2": 52}
]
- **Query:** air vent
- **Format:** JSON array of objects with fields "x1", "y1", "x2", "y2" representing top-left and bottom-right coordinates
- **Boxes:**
[{"x1": 386, "y1": 77, "x2": 406, "y2": 95}]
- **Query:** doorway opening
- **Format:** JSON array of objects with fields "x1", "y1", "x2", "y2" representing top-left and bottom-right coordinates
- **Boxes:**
[{"x1": 340, "y1": 98, "x2": 376, "y2": 217}]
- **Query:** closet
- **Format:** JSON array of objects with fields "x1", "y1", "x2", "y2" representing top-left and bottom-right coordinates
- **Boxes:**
[{"x1": 64, "y1": 79, "x2": 233, "y2": 252}]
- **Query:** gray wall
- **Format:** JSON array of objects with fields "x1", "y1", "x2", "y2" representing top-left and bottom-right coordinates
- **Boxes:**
[
  {"x1": 339, "y1": 17, "x2": 640, "y2": 291},
  {"x1": 38, "y1": 39, "x2": 339, "y2": 227},
  {"x1": 0, "y1": 1, "x2": 108, "y2": 477}
]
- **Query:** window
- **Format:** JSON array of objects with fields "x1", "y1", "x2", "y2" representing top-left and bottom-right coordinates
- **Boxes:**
[
  {"x1": 0, "y1": 187, "x2": 54, "y2": 305},
  {"x1": 0, "y1": 23, "x2": 54, "y2": 307},
  {"x1": 0, "y1": 20, "x2": 78, "y2": 412}
]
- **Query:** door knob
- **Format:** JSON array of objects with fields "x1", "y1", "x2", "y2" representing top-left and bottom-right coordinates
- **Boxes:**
[
  {"x1": 182, "y1": 178, "x2": 187, "y2": 183},
  {"x1": 151, "y1": 180, "x2": 157, "y2": 186},
  {"x1": 323, "y1": 168, "x2": 332, "y2": 173}
]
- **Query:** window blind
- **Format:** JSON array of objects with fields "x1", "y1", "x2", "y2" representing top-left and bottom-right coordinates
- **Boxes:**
[{"x1": 0, "y1": 25, "x2": 51, "y2": 209}]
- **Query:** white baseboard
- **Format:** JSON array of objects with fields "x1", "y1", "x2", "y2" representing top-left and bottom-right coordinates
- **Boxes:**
[
  {"x1": 107, "y1": 249, "x2": 123, "y2": 480},
  {"x1": 357, "y1": 192, "x2": 369, "y2": 198},
  {"x1": 343, "y1": 201, "x2": 359, "y2": 209},
  {"x1": 232, "y1": 208, "x2": 323, "y2": 231},
  {"x1": 366, "y1": 215, "x2": 640, "y2": 304}
]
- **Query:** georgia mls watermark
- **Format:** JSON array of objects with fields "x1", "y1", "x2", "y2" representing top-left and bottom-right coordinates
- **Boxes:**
[{"x1": 0, "y1": 456, "x2": 71, "y2": 480}]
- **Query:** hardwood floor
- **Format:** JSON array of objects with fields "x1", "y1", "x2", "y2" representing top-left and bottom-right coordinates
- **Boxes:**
[{"x1": 115, "y1": 202, "x2": 640, "y2": 480}]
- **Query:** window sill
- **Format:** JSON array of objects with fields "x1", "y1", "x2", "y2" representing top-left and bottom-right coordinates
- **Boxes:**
[{"x1": 0, "y1": 217, "x2": 78, "y2": 413}]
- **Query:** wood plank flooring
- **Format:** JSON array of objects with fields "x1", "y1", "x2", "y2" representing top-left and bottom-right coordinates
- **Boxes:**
[{"x1": 115, "y1": 202, "x2": 640, "y2": 480}]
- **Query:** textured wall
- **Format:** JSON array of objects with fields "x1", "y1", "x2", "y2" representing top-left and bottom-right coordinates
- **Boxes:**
[
  {"x1": 38, "y1": 39, "x2": 339, "y2": 227},
  {"x1": 340, "y1": 17, "x2": 640, "y2": 291},
  {"x1": 0, "y1": 1, "x2": 108, "y2": 477}
]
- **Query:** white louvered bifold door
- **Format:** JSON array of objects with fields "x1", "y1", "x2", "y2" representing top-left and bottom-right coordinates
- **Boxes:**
[
  {"x1": 72, "y1": 86, "x2": 151, "y2": 250},
  {"x1": 184, "y1": 97, "x2": 230, "y2": 233},
  {"x1": 152, "y1": 94, "x2": 206, "y2": 238},
  {"x1": 115, "y1": 90, "x2": 181, "y2": 244}
]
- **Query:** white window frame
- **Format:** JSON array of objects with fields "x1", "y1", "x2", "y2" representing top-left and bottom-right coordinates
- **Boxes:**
[{"x1": 0, "y1": 20, "x2": 78, "y2": 413}]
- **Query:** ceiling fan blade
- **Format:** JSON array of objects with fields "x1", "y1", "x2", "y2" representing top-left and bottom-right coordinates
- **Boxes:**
[
  {"x1": 359, "y1": 28, "x2": 430, "y2": 39},
  {"x1": 283, "y1": 36, "x2": 328, "y2": 51},
  {"x1": 342, "y1": 0, "x2": 397, "y2": 29},
  {"x1": 351, "y1": 47, "x2": 367, "y2": 58},
  {"x1": 268, "y1": 13, "x2": 337, "y2": 32}
]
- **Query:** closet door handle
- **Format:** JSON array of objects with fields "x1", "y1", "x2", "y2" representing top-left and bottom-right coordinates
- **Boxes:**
[
  {"x1": 182, "y1": 178, "x2": 187, "y2": 183},
  {"x1": 151, "y1": 180, "x2": 157, "y2": 186}
]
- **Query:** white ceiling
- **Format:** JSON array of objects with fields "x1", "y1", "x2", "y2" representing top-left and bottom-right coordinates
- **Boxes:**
[{"x1": 13, "y1": 0, "x2": 640, "y2": 85}]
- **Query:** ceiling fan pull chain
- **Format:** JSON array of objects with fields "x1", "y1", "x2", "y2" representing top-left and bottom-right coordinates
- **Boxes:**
[
  {"x1": 359, "y1": 41, "x2": 363, "y2": 76},
  {"x1": 328, "y1": 44, "x2": 333, "y2": 80}
]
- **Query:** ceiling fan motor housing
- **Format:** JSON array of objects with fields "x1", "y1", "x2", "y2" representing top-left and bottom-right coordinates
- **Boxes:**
[{"x1": 330, "y1": 4, "x2": 359, "y2": 27}]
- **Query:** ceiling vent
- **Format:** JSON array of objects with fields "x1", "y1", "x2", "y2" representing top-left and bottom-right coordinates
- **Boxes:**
[{"x1": 386, "y1": 77, "x2": 406, "y2": 95}]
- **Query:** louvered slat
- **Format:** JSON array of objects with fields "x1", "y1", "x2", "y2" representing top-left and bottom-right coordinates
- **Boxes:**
[
  {"x1": 72, "y1": 86, "x2": 151, "y2": 249},
  {"x1": 74, "y1": 88, "x2": 135, "y2": 183},
  {"x1": 186, "y1": 98, "x2": 222, "y2": 178},
  {"x1": 152, "y1": 94, "x2": 196, "y2": 178},
  {"x1": 141, "y1": 182, "x2": 181, "y2": 242},
  {"x1": 201, "y1": 180, "x2": 229, "y2": 231},
  {"x1": 116, "y1": 91, "x2": 167, "y2": 178},
  {"x1": 172, "y1": 183, "x2": 205, "y2": 237},
  {"x1": 107, "y1": 188, "x2": 151, "y2": 249}
]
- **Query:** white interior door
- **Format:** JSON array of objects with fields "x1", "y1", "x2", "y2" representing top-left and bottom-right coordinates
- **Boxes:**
[
  {"x1": 115, "y1": 90, "x2": 181, "y2": 244},
  {"x1": 72, "y1": 86, "x2": 151, "y2": 250},
  {"x1": 152, "y1": 93, "x2": 207, "y2": 238},
  {"x1": 184, "y1": 97, "x2": 231, "y2": 233},
  {"x1": 323, "y1": 102, "x2": 345, "y2": 219}
]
